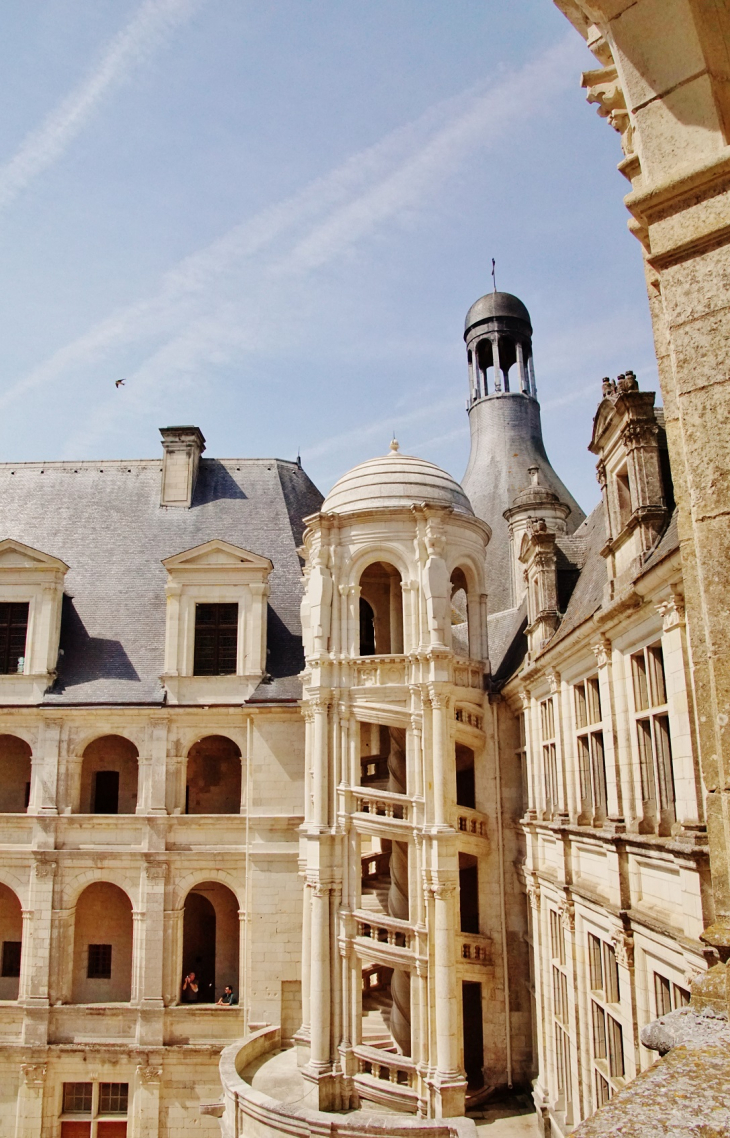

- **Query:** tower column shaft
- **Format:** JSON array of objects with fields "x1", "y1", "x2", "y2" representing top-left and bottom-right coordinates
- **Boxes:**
[{"x1": 492, "y1": 335, "x2": 502, "y2": 392}]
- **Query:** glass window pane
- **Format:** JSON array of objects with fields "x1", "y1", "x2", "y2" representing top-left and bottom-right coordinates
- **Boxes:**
[
  {"x1": 591, "y1": 732, "x2": 607, "y2": 816},
  {"x1": 587, "y1": 677, "x2": 602, "y2": 724},
  {"x1": 607, "y1": 1016, "x2": 625, "y2": 1078},
  {"x1": 648, "y1": 644, "x2": 667, "y2": 707},
  {"x1": 98, "y1": 1083, "x2": 129, "y2": 1115},
  {"x1": 636, "y1": 719, "x2": 656, "y2": 803},
  {"x1": 0, "y1": 601, "x2": 29, "y2": 675},
  {"x1": 588, "y1": 934, "x2": 603, "y2": 990},
  {"x1": 673, "y1": 984, "x2": 691, "y2": 1008},
  {"x1": 592, "y1": 1001, "x2": 606, "y2": 1059},
  {"x1": 574, "y1": 683, "x2": 587, "y2": 730},
  {"x1": 632, "y1": 652, "x2": 649, "y2": 711},
  {"x1": 654, "y1": 715, "x2": 675, "y2": 814},
  {"x1": 654, "y1": 973, "x2": 672, "y2": 1017},
  {"x1": 63, "y1": 1084, "x2": 93, "y2": 1114},
  {"x1": 603, "y1": 943, "x2": 620, "y2": 1004}
]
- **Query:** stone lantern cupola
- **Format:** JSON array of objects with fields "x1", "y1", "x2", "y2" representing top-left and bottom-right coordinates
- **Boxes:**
[
  {"x1": 503, "y1": 467, "x2": 571, "y2": 608},
  {"x1": 461, "y1": 290, "x2": 584, "y2": 612}
]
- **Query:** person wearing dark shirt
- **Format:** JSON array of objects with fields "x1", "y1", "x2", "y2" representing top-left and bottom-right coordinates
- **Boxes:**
[
  {"x1": 216, "y1": 984, "x2": 236, "y2": 1006},
  {"x1": 181, "y1": 971, "x2": 199, "y2": 1003}
]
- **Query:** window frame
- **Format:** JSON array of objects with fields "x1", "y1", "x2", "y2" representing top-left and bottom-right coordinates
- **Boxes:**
[
  {"x1": 573, "y1": 675, "x2": 607, "y2": 824},
  {"x1": 630, "y1": 642, "x2": 676, "y2": 832}
]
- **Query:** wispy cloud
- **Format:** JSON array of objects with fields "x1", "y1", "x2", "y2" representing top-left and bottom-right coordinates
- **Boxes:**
[
  {"x1": 0, "y1": 0, "x2": 202, "y2": 215},
  {"x1": 0, "y1": 34, "x2": 587, "y2": 455}
]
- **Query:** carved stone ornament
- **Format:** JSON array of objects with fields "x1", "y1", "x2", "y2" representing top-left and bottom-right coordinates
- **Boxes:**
[
  {"x1": 33, "y1": 859, "x2": 57, "y2": 879},
  {"x1": 526, "y1": 882, "x2": 541, "y2": 910},
  {"x1": 592, "y1": 639, "x2": 611, "y2": 669},
  {"x1": 137, "y1": 1064, "x2": 163, "y2": 1084},
  {"x1": 546, "y1": 670, "x2": 560, "y2": 695},
  {"x1": 145, "y1": 861, "x2": 168, "y2": 881},
  {"x1": 519, "y1": 688, "x2": 531, "y2": 710},
  {"x1": 21, "y1": 1064, "x2": 47, "y2": 1086},
  {"x1": 611, "y1": 929, "x2": 635, "y2": 970},
  {"x1": 657, "y1": 594, "x2": 685, "y2": 631},
  {"x1": 559, "y1": 900, "x2": 575, "y2": 933},
  {"x1": 430, "y1": 880, "x2": 456, "y2": 900}
]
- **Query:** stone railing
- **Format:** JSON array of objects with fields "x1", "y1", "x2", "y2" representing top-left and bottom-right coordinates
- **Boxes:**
[
  {"x1": 352, "y1": 787, "x2": 411, "y2": 822},
  {"x1": 163, "y1": 1004, "x2": 246, "y2": 1045},
  {"x1": 215, "y1": 1025, "x2": 477, "y2": 1138},
  {"x1": 459, "y1": 933, "x2": 493, "y2": 965},
  {"x1": 352, "y1": 1042, "x2": 418, "y2": 1112},
  {"x1": 455, "y1": 806, "x2": 488, "y2": 838},
  {"x1": 452, "y1": 662, "x2": 484, "y2": 691},
  {"x1": 353, "y1": 909, "x2": 416, "y2": 953},
  {"x1": 351, "y1": 656, "x2": 408, "y2": 688}
]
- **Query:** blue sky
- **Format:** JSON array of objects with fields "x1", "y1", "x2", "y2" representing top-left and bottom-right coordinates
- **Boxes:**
[{"x1": 0, "y1": 1, "x2": 656, "y2": 512}]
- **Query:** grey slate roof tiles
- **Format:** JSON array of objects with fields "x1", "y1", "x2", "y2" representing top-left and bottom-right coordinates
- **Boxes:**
[{"x1": 0, "y1": 456, "x2": 322, "y2": 705}]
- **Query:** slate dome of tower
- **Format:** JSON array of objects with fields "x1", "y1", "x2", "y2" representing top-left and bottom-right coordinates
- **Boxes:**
[
  {"x1": 464, "y1": 291, "x2": 532, "y2": 335},
  {"x1": 322, "y1": 442, "x2": 474, "y2": 516}
]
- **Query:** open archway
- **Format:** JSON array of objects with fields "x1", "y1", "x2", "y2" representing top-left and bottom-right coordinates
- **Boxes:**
[
  {"x1": 185, "y1": 736, "x2": 242, "y2": 815},
  {"x1": 359, "y1": 561, "x2": 403, "y2": 655},
  {"x1": 0, "y1": 735, "x2": 31, "y2": 813},
  {"x1": 450, "y1": 568, "x2": 470, "y2": 658},
  {"x1": 181, "y1": 882, "x2": 239, "y2": 1004},
  {"x1": 0, "y1": 883, "x2": 22, "y2": 999},
  {"x1": 79, "y1": 736, "x2": 138, "y2": 814},
  {"x1": 72, "y1": 882, "x2": 133, "y2": 1003}
]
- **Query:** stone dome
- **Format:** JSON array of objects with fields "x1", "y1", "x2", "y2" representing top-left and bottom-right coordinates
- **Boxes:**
[
  {"x1": 464, "y1": 291, "x2": 532, "y2": 336},
  {"x1": 322, "y1": 442, "x2": 474, "y2": 516}
]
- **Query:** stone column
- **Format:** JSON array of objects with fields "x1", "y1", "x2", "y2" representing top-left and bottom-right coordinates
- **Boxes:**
[
  {"x1": 593, "y1": 638, "x2": 625, "y2": 825},
  {"x1": 516, "y1": 339, "x2": 528, "y2": 393},
  {"x1": 136, "y1": 861, "x2": 167, "y2": 1046},
  {"x1": 492, "y1": 335, "x2": 502, "y2": 392},
  {"x1": 431, "y1": 879, "x2": 465, "y2": 1117},
  {"x1": 657, "y1": 593, "x2": 702, "y2": 828},
  {"x1": 527, "y1": 353, "x2": 536, "y2": 398},
  {"x1": 21, "y1": 857, "x2": 56, "y2": 1045},
  {"x1": 140, "y1": 716, "x2": 168, "y2": 816},
  {"x1": 346, "y1": 585, "x2": 360, "y2": 657},
  {"x1": 30, "y1": 718, "x2": 62, "y2": 815},
  {"x1": 163, "y1": 907, "x2": 183, "y2": 1006},
  {"x1": 429, "y1": 688, "x2": 451, "y2": 828},
  {"x1": 131, "y1": 1062, "x2": 162, "y2": 1138},
  {"x1": 14, "y1": 1063, "x2": 46, "y2": 1138},
  {"x1": 305, "y1": 881, "x2": 333, "y2": 1094}
]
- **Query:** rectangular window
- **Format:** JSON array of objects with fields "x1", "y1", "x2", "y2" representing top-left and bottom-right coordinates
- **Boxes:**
[
  {"x1": 87, "y1": 944, "x2": 112, "y2": 980},
  {"x1": 63, "y1": 1084, "x2": 93, "y2": 1114},
  {"x1": 591, "y1": 1001, "x2": 607, "y2": 1059},
  {"x1": 574, "y1": 676, "x2": 606, "y2": 821},
  {"x1": 673, "y1": 983, "x2": 691, "y2": 1007},
  {"x1": 193, "y1": 602, "x2": 238, "y2": 676},
  {"x1": 0, "y1": 601, "x2": 29, "y2": 675},
  {"x1": 595, "y1": 1071, "x2": 611, "y2": 1107},
  {"x1": 588, "y1": 934, "x2": 603, "y2": 990},
  {"x1": 654, "y1": 972, "x2": 689, "y2": 1015},
  {"x1": 603, "y1": 942, "x2": 620, "y2": 1004},
  {"x1": 549, "y1": 910, "x2": 565, "y2": 965},
  {"x1": 632, "y1": 644, "x2": 675, "y2": 825},
  {"x1": 98, "y1": 1084, "x2": 129, "y2": 1115},
  {"x1": 607, "y1": 1015, "x2": 625, "y2": 1078},
  {"x1": 1, "y1": 940, "x2": 21, "y2": 977}
]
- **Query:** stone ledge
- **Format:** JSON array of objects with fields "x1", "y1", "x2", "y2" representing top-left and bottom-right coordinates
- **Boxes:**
[{"x1": 572, "y1": 1012, "x2": 730, "y2": 1137}]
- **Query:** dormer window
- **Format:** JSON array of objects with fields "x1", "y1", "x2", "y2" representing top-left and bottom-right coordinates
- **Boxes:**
[
  {"x1": 193, "y1": 603, "x2": 238, "y2": 675},
  {"x1": 0, "y1": 539, "x2": 69, "y2": 704},
  {"x1": 0, "y1": 602, "x2": 29, "y2": 674},
  {"x1": 615, "y1": 464, "x2": 632, "y2": 530},
  {"x1": 161, "y1": 539, "x2": 272, "y2": 704}
]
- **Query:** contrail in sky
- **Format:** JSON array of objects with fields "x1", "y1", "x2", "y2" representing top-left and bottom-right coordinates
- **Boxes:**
[
  {"x1": 0, "y1": 0, "x2": 202, "y2": 215},
  {"x1": 0, "y1": 35, "x2": 587, "y2": 447}
]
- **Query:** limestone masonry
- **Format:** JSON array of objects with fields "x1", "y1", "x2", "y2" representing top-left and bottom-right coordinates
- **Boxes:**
[{"x1": 4, "y1": 2, "x2": 730, "y2": 1135}]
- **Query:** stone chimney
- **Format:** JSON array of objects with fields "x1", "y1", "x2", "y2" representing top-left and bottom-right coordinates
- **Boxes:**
[{"x1": 159, "y1": 426, "x2": 206, "y2": 508}]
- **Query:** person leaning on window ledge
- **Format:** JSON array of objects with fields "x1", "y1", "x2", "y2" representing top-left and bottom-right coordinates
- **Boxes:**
[{"x1": 216, "y1": 984, "x2": 237, "y2": 1006}]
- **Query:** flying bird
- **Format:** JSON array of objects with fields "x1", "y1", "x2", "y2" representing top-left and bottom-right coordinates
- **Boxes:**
[{"x1": 115, "y1": 378, "x2": 126, "y2": 388}]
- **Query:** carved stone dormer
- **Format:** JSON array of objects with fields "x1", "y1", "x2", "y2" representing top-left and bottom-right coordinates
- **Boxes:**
[
  {"x1": 590, "y1": 372, "x2": 670, "y2": 589},
  {"x1": 504, "y1": 467, "x2": 571, "y2": 607},
  {"x1": 519, "y1": 518, "x2": 560, "y2": 657}
]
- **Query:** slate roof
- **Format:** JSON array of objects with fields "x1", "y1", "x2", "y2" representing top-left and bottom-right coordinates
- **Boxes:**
[{"x1": 0, "y1": 456, "x2": 323, "y2": 705}]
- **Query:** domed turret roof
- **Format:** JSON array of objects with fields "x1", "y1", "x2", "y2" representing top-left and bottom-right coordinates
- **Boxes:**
[
  {"x1": 464, "y1": 291, "x2": 532, "y2": 335},
  {"x1": 322, "y1": 441, "x2": 474, "y2": 516}
]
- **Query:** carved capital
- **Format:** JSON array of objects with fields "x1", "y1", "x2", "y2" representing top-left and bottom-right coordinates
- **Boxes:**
[
  {"x1": 526, "y1": 882, "x2": 541, "y2": 911},
  {"x1": 136, "y1": 1064, "x2": 163, "y2": 1084},
  {"x1": 145, "y1": 861, "x2": 168, "y2": 881},
  {"x1": 559, "y1": 900, "x2": 575, "y2": 933},
  {"x1": 546, "y1": 669, "x2": 560, "y2": 694},
  {"x1": 611, "y1": 929, "x2": 635, "y2": 970},
  {"x1": 657, "y1": 593, "x2": 685, "y2": 631},
  {"x1": 431, "y1": 880, "x2": 456, "y2": 900},
  {"x1": 592, "y1": 638, "x2": 612, "y2": 669},
  {"x1": 21, "y1": 1064, "x2": 47, "y2": 1086},
  {"x1": 33, "y1": 858, "x2": 57, "y2": 880}
]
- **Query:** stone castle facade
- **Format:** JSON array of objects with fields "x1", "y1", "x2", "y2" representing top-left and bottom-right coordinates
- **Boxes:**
[{"x1": 3, "y1": 2, "x2": 730, "y2": 1134}]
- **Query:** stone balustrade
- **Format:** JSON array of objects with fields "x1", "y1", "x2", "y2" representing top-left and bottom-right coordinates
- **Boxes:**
[
  {"x1": 455, "y1": 807, "x2": 488, "y2": 838},
  {"x1": 352, "y1": 787, "x2": 411, "y2": 822}
]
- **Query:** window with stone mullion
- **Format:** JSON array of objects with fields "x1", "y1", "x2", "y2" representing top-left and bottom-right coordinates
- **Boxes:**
[{"x1": 0, "y1": 601, "x2": 29, "y2": 674}]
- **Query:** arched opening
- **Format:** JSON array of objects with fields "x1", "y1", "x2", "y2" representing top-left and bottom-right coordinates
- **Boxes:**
[
  {"x1": 79, "y1": 736, "x2": 138, "y2": 815},
  {"x1": 72, "y1": 882, "x2": 133, "y2": 1003},
  {"x1": 0, "y1": 883, "x2": 22, "y2": 1000},
  {"x1": 450, "y1": 567, "x2": 470, "y2": 658},
  {"x1": 0, "y1": 735, "x2": 31, "y2": 813},
  {"x1": 185, "y1": 735, "x2": 242, "y2": 815},
  {"x1": 181, "y1": 882, "x2": 239, "y2": 1005},
  {"x1": 459, "y1": 853, "x2": 479, "y2": 934},
  {"x1": 359, "y1": 562, "x2": 403, "y2": 655}
]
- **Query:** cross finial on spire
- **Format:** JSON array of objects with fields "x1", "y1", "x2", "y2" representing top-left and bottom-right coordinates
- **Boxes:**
[{"x1": 491, "y1": 258, "x2": 497, "y2": 293}]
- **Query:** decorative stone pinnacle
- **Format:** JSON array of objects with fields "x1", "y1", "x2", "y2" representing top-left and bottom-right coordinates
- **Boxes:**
[
  {"x1": 389, "y1": 437, "x2": 400, "y2": 453},
  {"x1": 528, "y1": 466, "x2": 539, "y2": 485}
]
